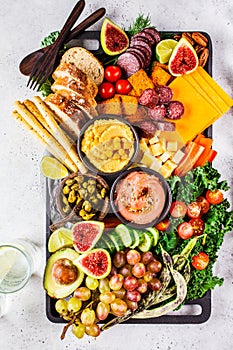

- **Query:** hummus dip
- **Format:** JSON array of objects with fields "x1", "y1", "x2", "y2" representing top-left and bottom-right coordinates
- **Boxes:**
[{"x1": 115, "y1": 171, "x2": 166, "y2": 225}]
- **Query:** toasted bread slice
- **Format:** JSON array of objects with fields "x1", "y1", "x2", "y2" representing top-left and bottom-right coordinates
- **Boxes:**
[
  {"x1": 52, "y1": 63, "x2": 98, "y2": 97},
  {"x1": 97, "y1": 95, "x2": 122, "y2": 115},
  {"x1": 45, "y1": 93, "x2": 87, "y2": 139},
  {"x1": 61, "y1": 47, "x2": 104, "y2": 86},
  {"x1": 128, "y1": 69, "x2": 154, "y2": 96}
]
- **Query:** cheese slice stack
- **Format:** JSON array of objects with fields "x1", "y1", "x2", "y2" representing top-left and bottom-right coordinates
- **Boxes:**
[{"x1": 168, "y1": 66, "x2": 233, "y2": 144}]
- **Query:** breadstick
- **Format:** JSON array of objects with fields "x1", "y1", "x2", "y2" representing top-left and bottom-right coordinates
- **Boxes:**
[
  {"x1": 13, "y1": 102, "x2": 78, "y2": 172},
  {"x1": 12, "y1": 110, "x2": 78, "y2": 173},
  {"x1": 33, "y1": 96, "x2": 87, "y2": 173},
  {"x1": 23, "y1": 99, "x2": 53, "y2": 135}
]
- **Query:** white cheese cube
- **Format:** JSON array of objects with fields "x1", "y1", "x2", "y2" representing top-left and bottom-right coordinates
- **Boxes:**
[
  {"x1": 149, "y1": 135, "x2": 159, "y2": 145},
  {"x1": 167, "y1": 141, "x2": 178, "y2": 152},
  {"x1": 150, "y1": 143, "x2": 164, "y2": 156},
  {"x1": 159, "y1": 160, "x2": 177, "y2": 178},
  {"x1": 140, "y1": 152, "x2": 154, "y2": 167},
  {"x1": 172, "y1": 149, "x2": 185, "y2": 164},
  {"x1": 159, "y1": 138, "x2": 167, "y2": 152},
  {"x1": 150, "y1": 158, "x2": 162, "y2": 172},
  {"x1": 158, "y1": 151, "x2": 172, "y2": 163},
  {"x1": 139, "y1": 138, "x2": 150, "y2": 152}
]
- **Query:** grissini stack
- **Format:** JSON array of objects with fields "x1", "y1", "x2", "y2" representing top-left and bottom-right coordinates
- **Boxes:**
[{"x1": 13, "y1": 99, "x2": 86, "y2": 173}]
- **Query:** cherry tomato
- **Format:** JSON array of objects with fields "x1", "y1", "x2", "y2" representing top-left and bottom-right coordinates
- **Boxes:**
[
  {"x1": 206, "y1": 189, "x2": 223, "y2": 205},
  {"x1": 177, "y1": 222, "x2": 193, "y2": 240},
  {"x1": 196, "y1": 196, "x2": 210, "y2": 215},
  {"x1": 170, "y1": 201, "x2": 187, "y2": 218},
  {"x1": 189, "y1": 218, "x2": 205, "y2": 236},
  {"x1": 192, "y1": 252, "x2": 209, "y2": 270},
  {"x1": 155, "y1": 219, "x2": 170, "y2": 231},
  {"x1": 98, "y1": 82, "x2": 115, "y2": 99},
  {"x1": 115, "y1": 79, "x2": 132, "y2": 94},
  {"x1": 187, "y1": 201, "x2": 202, "y2": 219},
  {"x1": 104, "y1": 65, "x2": 122, "y2": 82}
]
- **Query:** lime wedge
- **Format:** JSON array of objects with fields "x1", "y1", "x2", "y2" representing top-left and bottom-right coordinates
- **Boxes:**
[
  {"x1": 48, "y1": 227, "x2": 73, "y2": 253},
  {"x1": 156, "y1": 39, "x2": 178, "y2": 64},
  {"x1": 40, "y1": 156, "x2": 69, "y2": 179}
]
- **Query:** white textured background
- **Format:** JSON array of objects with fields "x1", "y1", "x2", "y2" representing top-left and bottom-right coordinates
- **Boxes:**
[{"x1": 0, "y1": 0, "x2": 232, "y2": 349}]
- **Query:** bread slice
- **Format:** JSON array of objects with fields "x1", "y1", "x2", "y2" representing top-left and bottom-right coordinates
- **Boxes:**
[
  {"x1": 60, "y1": 47, "x2": 104, "y2": 86},
  {"x1": 45, "y1": 93, "x2": 87, "y2": 139},
  {"x1": 52, "y1": 63, "x2": 98, "y2": 97}
]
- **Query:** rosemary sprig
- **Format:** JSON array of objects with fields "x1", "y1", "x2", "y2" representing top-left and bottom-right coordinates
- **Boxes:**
[{"x1": 128, "y1": 13, "x2": 152, "y2": 37}]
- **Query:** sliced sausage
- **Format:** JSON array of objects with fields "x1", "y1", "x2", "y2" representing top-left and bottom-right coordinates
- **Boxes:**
[
  {"x1": 139, "y1": 120, "x2": 157, "y2": 137},
  {"x1": 156, "y1": 86, "x2": 173, "y2": 104},
  {"x1": 154, "y1": 121, "x2": 176, "y2": 131},
  {"x1": 130, "y1": 36, "x2": 152, "y2": 52},
  {"x1": 139, "y1": 88, "x2": 159, "y2": 107},
  {"x1": 117, "y1": 52, "x2": 142, "y2": 78},
  {"x1": 127, "y1": 48, "x2": 146, "y2": 68},
  {"x1": 142, "y1": 28, "x2": 161, "y2": 44},
  {"x1": 130, "y1": 44, "x2": 152, "y2": 67},
  {"x1": 133, "y1": 31, "x2": 155, "y2": 46},
  {"x1": 148, "y1": 104, "x2": 167, "y2": 121},
  {"x1": 166, "y1": 101, "x2": 184, "y2": 120}
]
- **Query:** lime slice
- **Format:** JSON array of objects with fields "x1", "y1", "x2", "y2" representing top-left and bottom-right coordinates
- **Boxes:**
[
  {"x1": 40, "y1": 156, "x2": 69, "y2": 179},
  {"x1": 48, "y1": 227, "x2": 73, "y2": 253},
  {"x1": 156, "y1": 39, "x2": 178, "y2": 64}
]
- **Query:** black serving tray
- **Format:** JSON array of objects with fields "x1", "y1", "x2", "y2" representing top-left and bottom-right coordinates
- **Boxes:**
[{"x1": 45, "y1": 31, "x2": 212, "y2": 324}]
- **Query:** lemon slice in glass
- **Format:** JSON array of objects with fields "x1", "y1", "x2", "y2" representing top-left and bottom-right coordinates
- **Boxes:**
[
  {"x1": 156, "y1": 39, "x2": 178, "y2": 64},
  {"x1": 40, "y1": 156, "x2": 69, "y2": 179},
  {"x1": 48, "y1": 227, "x2": 73, "y2": 253}
]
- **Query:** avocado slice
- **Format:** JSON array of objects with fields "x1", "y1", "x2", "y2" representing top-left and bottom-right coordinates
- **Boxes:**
[{"x1": 43, "y1": 248, "x2": 84, "y2": 299}]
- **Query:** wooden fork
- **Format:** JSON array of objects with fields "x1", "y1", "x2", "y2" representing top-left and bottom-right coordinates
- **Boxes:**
[{"x1": 27, "y1": 0, "x2": 85, "y2": 90}]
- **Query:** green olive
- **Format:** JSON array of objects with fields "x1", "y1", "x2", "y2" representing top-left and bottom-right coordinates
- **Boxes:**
[
  {"x1": 78, "y1": 188, "x2": 86, "y2": 198},
  {"x1": 79, "y1": 209, "x2": 86, "y2": 217},
  {"x1": 65, "y1": 179, "x2": 75, "y2": 186},
  {"x1": 88, "y1": 179, "x2": 96, "y2": 185},
  {"x1": 68, "y1": 190, "x2": 76, "y2": 203},
  {"x1": 76, "y1": 196, "x2": 82, "y2": 205},
  {"x1": 71, "y1": 183, "x2": 80, "y2": 191},
  {"x1": 101, "y1": 188, "x2": 106, "y2": 198},
  {"x1": 74, "y1": 176, "x2": 84, "y2": 183},
  {"x1": 63, "y1": 185, "x2": 70, "y2": 195},
  {"x1": 91, "y1": 198, "x2": 99, "y2": 205},
  {"x1": 87, "y1": 184, "x2": 95, "y2": 194},
  {"x1": 82, "y1": 182, "x2": 88, "y2": 188},
  {"x1": 62, "y1": 195, "x2": 69, "y2": 205},
  {"x1": 63, "y1": 205, "x2": 70, "y2": 213},
  {"x1": 82, "y1": 213, "x2": 96, "y2": 220},
  {"x1": 82, "y1": 201, "x2": 92, "y2": 212}
]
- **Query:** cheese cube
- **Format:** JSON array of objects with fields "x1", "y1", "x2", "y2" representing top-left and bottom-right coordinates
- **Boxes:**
[
  {"x1": 149, "y1": 135, "x2": 159, "y2": 145},
  {"x1": 150, "y1": 143, "x2": 164, "y2": 156},
  {"x1": 158, "y1": 151, "x2": 172, "y2": 163},
  {"x1": 150, "y1": 158, "x2": 162, "y2": 172},
  {"x1": 159, "y1": 138, "x2": 167, "y2": 152},
  {"x1": 172, "y1": 149, "x2": 185, "y2": 164},
  {"x1": 140, "y1": 152, "x2": 155, "y2": 167},
  {"x1": 139, "y1": 138, "x2": 150, "y2": 152},
  {"x1": 167, "y1": 141, "x2": 178, "y2": 152},
  {"x1": 159, "y1": 160, "x2": 177, "y2": 178}
]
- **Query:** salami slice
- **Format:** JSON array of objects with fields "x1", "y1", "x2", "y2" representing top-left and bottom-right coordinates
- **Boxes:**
[
  {"x1": 130, "y1": 44, "x2": 152, "y2": 67},
  {"x1": 142, "y1": 28, "x2": 161, "y2": 44},
  {"x1": 139, "y1": 88, "x2": 159, "y2": 107},
  {"x1": 127, "y1": 48, "x2": 146, "y2": 68},
  {"x1": 133, "y1": 30, "x2": 155, "y2": 46},
  {"x1": 117, "y1": 52, "x2": 141, "y2": 78},
  {"x1": 148, "y1": 104, "x2": 167, "y2": 121},
  {"x1": 131, "y1": 33, "x2": 152, "y2": 47},
  {"x1": 139, "y1": 120, "x2": 157, "y2": 137},
  {"x1": 156, "y1": 86, "x2": 173, "y2": 104},
  {"x1": 166, "y1": 101, "x2": 184, "y2": 120},
  {"x1": 131, "y1": 36, "x2": 152, "y2": 53},
  {"x1": 154, "y1": 121, "x2": 176, "y2": 131}
]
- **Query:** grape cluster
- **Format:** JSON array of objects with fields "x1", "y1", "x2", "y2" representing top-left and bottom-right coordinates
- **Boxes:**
[{"x1": 55, "y1": 249, "x2": 162, "y2": 340}]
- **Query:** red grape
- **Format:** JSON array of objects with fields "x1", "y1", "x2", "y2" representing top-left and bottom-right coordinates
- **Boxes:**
[
  {"x1": 123, "y1": 276, "x2": 138, "y2": 291},
  {"x1": 126, "y1": 250, "x2": 141, "y2": 265},
  {"x1": 132, "y1": 262, "x2": 146, "y2": 278},
  {"x1": 126, "y1": 290, "x2": 141, "y2": 302}
]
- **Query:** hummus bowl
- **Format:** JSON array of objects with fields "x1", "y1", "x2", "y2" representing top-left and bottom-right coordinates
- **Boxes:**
[
  {"x1": 77, "y1": 115, "x2": 139, "y2": 178},
  {"x1": 110, "y1": 167, "x2": 172, "y2": 229}
]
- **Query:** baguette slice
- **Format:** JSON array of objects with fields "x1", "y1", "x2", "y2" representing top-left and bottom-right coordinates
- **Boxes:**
[
  {"x1": 52, "y1": 63, "x2": 98, "y2": 97},
  {"x1": 60, "y1": 47, "x2": 104, "y2": 86},
  {"x1": 45, "y1": 93, "x2": 87, "y2": 139}
]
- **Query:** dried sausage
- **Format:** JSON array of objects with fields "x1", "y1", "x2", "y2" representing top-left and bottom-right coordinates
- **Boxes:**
[
  {"x1": 130, "y1": 44, "x2": 152, "y2": 67},
  {"x1": 117, "y1": 52, "x2": 141, "y2": 78},
  {"x1": 139, "y1": 88, "x2": 159, "y2": 107},
  {"x1": 148, "y1": 104, "x2": 167, "y2": 121},
  {"x1": 139, "y1": 120, "x2": 157, "y2": 137},
  {"x1": 166, "y1": 101, "x2": 184, "y2": 120},
  {"x1": 142, "y1": 28, "x2": 161, "y2": 45},
  {"x1": 156, "y1": 86, "x2": 173, "y2": 104},
  {"x1": 154, "y1": 121, "x2": 176, "y2": 131},
  {"x1": 127, "y1": 48, "x2": 146, "y2": 68}
]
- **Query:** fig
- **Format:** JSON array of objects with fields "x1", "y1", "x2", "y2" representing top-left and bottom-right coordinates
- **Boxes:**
[
  {"x1": 72, "y1": 221, "x2": 104, "y2": 253},
  {"x1": 77, "y1": 248, "x2": 111, "y2": 279},
  {"x1": 168, "y1": 38, "x2": 198, "y2": 76},
  {"x1": 100, "y1": 18, "x2": 129, "y2": 56}
]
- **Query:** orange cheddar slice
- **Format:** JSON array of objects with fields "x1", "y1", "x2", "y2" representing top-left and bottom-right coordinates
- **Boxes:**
[{"x1": 169, "y1": 67, "x2": 233, "y2": 144}]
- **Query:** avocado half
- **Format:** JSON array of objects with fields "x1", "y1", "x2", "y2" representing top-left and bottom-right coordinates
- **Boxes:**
[{"x1": 43, "y1": 248, "x2": 84, "y2": 299}]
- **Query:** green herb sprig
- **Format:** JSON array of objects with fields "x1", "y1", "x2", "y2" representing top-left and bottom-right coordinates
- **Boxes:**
[{"x1": 128, "y1": 13, "x2": 152, "y2": 37}]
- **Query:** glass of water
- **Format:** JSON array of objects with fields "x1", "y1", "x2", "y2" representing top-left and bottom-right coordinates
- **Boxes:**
[{"x1": 0, "y1": 239, "x2": 42, "y2": 316}]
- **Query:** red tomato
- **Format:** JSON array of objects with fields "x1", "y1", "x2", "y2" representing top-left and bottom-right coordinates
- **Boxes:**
[
  {"x1": 189, "y1": 218, "x2": 205, "y2": 236},
  {"x1": 98, "y1": 82, "x2": 115, "y2": 99},
  {"x1": 206, "y1": 189, "x2": 223, "y2": 205},
  {"x1": 177, "y1": 222, "x2": 193, "y2": 240},
  {"x1": 196, "y1": 196, "x2": 210, "y2": 215},
  {"x1": 170, "y1": 201, "x2": 187, "y2": 218},
  {"x1": 187, "y1": 201, "x2": 201, "y2": 219},
  {"x1": 155, "y1": 219, "x2": 170, "y2": 231},
  {"x1": 115, "y1": 79, "x2": 132, "y2": 94},
  {"x1": 104, "y1": 65, "x2": 122, "y2": 82},
  {"x1": 192, "y1": 252, "x2": 209, "y2": 270}
]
